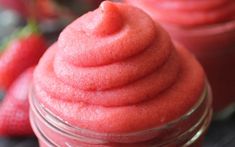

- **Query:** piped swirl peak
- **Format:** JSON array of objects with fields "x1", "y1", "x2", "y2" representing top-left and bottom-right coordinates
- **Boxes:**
[
  {"x1": 57, "y1": 1, "x2": 156, "y2": 67},
  {"x1": 92, "y1": 1, "x2": 123, "y2": 36}
]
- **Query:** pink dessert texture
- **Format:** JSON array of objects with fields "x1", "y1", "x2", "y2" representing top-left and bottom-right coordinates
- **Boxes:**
[
  {"x1": 126, "y1": 0, "x2": 235, "y2": 114},
  {"x1": 31, "y1": 1, "x2": 212, "y2": 146}
]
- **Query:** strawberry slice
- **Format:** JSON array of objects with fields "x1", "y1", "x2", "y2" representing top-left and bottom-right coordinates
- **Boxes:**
[
  {"x1": 0, "y1": 21, "x2": 47, "y2": 92},
  {"x1": 0, "y1": 67, "x2": 34, "y2": 136}
]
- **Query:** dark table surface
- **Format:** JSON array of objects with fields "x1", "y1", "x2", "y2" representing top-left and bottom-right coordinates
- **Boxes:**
[{"x1": 0, "y1": 113, "x2": 235, "y2": 147}]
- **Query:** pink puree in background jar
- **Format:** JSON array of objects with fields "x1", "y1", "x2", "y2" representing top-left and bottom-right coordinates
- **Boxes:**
[
  {"x1": 125, "y1": 0, "x2": 235, "y2": 117},
  {"x1": 30, "y1": 1, "x2": 212, "y2": 146}
]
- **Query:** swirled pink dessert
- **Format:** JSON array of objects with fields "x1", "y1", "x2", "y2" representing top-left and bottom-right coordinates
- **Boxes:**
[{"x1": 32, "y1": 1, "x2": 209, "y2": 145}]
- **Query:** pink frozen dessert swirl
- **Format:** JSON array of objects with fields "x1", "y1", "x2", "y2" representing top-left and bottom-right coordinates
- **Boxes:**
[
  {"x1": 126, "y1": 0, "x2": 235, "y2": 27},
  {"x1": 33, "y1": 1, "x2": 205, "y2": 143}
]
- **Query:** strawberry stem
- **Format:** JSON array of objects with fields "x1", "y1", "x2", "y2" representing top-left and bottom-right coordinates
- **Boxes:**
[{"x1": 19, "y1": 19, "x2": 40, "y2": 37}]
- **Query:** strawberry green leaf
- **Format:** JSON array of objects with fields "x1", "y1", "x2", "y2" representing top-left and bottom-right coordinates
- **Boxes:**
[
  {"x1": 18, "y1": 19, "x2": 40, "y2": 37},
  {"x1": 0, "y1": 20, "x2": 40, "y2": 53}
]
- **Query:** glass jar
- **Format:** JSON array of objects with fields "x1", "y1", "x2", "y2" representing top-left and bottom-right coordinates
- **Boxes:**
[
  {"x1": 29, "y1": 82, "x2": 212, "y2": 147},
  {"x1": 161, "y1": 20, "x2": 235, "y2": 119}
]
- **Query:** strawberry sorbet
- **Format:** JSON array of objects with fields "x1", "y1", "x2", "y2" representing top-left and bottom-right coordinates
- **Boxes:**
[{"x1": 30, "y1": 1, "x2": 212, "y2": 146}]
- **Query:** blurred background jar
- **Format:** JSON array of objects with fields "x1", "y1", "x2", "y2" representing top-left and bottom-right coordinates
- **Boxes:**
[{"x1": 125, "y1": 0, "x2": 235, "y2": 119}]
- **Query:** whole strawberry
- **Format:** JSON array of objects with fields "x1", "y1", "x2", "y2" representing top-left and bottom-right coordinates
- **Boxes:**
[
  {"x1": 0, "y1": 21, "x2": 47, "y2": 92},
  {"x1": 0, "y1": 67, "x2": 34, "y2": 136}
]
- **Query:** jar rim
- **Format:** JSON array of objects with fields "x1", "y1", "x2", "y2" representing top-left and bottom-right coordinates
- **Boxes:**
[
  {"x1": 29, "y1": 82, "x2": 211, "y2": 138},
  {"x1": 30, "y1": 102, "x2": 212, "y2": 146}
]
